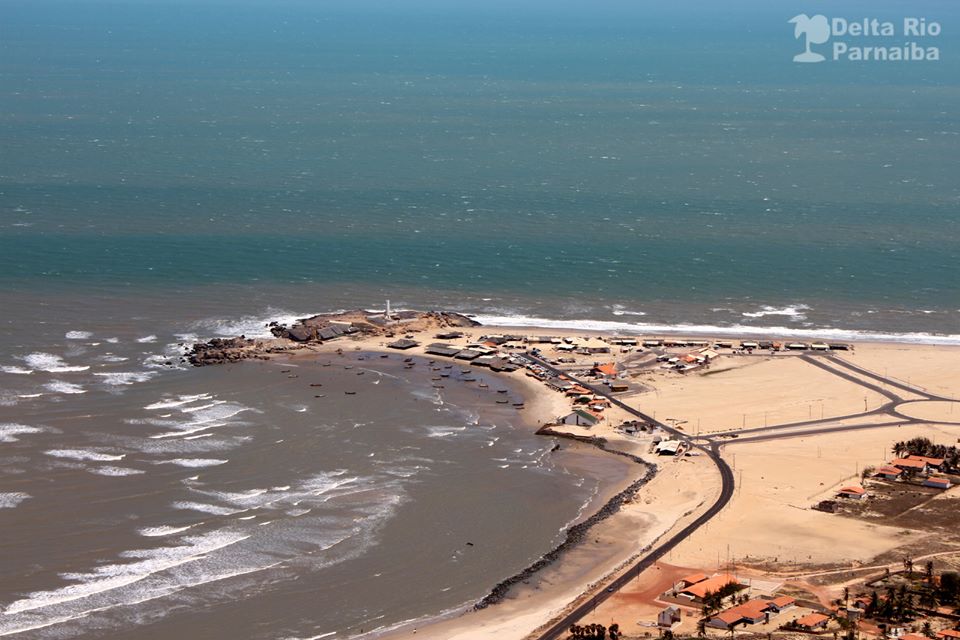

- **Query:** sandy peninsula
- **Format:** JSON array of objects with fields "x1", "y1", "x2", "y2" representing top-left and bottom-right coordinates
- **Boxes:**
[{"x1": 187, "y1": 310, "x2": 960, "y2": 640}]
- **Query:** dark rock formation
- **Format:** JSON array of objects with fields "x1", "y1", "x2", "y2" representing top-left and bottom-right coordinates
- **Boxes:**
[{"x1": 187, "y1": 337, "x2": 259, "y2": 366}]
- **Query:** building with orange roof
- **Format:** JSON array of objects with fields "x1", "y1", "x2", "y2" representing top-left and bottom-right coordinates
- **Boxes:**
[
  {"x1": 768, "y1": 596, "x2": 796, "y2": 612},
  {"x1": 936, "y1": 630, "x2": 960, "y2": 640},
  {"x1": 908, "y1": 455, "x2": 945, "y2": 469},
  {"x1": 679, "y1": 573, "x2": 742, "y2": 601},
  {"x1": 892, "y1": 458, "x2": 928, "y2": 472},
  {"x1": 678, "y1": 573, "x2": 708, "y2": 588},
  {"x1": 924, "y1": 477, "x2": 952, "y2": 490},
  {"x1": 795, "y1": 613, "x2": 830, "y2": 630},
  {"x1": 592, "y1": 363, "x2": 617, "y2": 378},
  {"x1": 838, "y1": 486, "x2": 867, "y2": 500},
  {"x1": 707, "y1": 600, "x2": 772, "y2": 629},
  {"x1": 876, "y1": 466, "x2": 904, "y2": 480}
]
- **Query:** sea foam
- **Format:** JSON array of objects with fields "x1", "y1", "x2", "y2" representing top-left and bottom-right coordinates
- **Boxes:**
[
  {"x1": 0, "y1": 492, "x2": 31, "y2": 509},
  {"x1": 155, "y1": 458, "x2": 229, "y2": 468},
  {"x1": 0, "y1": 423, "x2": 44, "y2": 443},
  {"x1": 45, "y1": 449, "x2": 126, "y2": 462},
  {"x1": 470, "y1": 313, "x2": 960, "y2": 345},
  {"x1": 44, "y1": 381, "x2": 86, "y2": 394},
  {"x1": 21, "y1": 352, "x2": 90, "y2": 373},
  {"x1": 93, "y1": 371, "x2": 157, "y2": 386}
]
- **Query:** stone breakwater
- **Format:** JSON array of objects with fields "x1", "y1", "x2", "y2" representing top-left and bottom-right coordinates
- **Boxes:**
[{"x1": 474, "y1": 428, "x2": 657, "y2": 609}]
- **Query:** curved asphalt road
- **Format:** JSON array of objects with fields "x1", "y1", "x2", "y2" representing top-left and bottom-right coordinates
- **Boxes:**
[{"x1": 525, "y1": 355, "x2": 735, "y2": 640}]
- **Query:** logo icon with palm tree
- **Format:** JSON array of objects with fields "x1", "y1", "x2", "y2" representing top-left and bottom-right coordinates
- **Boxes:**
[{"x1": 789, "y1": 14, "x2": 830, "y2": 62}]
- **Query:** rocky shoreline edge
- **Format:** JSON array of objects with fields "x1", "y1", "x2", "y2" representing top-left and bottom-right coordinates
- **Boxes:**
[
  {"x1": 184, "y1": 309, "x2": 478, "y2": 366},
  {"x1": 474, "y1": 427, "x2": 657, "y2": 609}
]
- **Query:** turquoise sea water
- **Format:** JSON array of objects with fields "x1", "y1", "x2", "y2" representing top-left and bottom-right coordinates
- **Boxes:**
[{"x1": 2, "y1": 0, "x2": 958, "y2": 338}]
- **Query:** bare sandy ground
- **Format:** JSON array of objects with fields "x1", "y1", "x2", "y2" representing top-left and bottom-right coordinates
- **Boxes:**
[{"x1": 838, "y1": 343, "x2": 960, "y2": 400}]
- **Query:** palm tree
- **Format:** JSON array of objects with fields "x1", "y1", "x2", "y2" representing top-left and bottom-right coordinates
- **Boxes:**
[
  {"x1": 697, "y1": 619, "x2": 707, "y2": 637},
  {"x1": 925, "y1": 561, "x2": 934, "y2": 584}
]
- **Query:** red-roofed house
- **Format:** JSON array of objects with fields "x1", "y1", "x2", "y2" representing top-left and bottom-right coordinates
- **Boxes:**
[
  {"x1": 892, "y1": 458, "x2": 928, "y2": 472},
  {"x1": 876, "y1": 466, "x2": 904, "y2": 480},
  {"x1": 678, "y1": 573, "x2": 708, "y2": 588},
  {"x1": 795, "y1": 613, "x2": 830, "y2": 630},
  {"x1": 936, "y1": 630, "x2": 960, "y2": 640},
  {"x1": 592, "y1": 363, "x2": 617, "y2": 378},
  {"x1": 908, "y1": 455, "x2": 945, "y2": 469},
  {"x1": 838, "y1": 486, "x2": 867, "y2": 500},
  {"x1": 679, "y1": 574, "x2": 742, "y2": 601},
  {"x1": 708, "y1": 600, "x2": 771, "y2": 629},
  {"x1": 923, "y1": 477, "x2": 951, "y2": 490},
  {"x1": 768, "y1": 596, "x2": 796, "y2": 612}
]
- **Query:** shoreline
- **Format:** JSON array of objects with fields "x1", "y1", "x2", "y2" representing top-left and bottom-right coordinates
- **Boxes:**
[{"x1": 186, "y1": 310, "x2": 960, "y2": 640}]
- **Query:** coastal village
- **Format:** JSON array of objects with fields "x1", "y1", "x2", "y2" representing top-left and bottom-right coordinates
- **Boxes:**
[{"x1": 187, "y1": 309, "x2": 960, "y2": 640}]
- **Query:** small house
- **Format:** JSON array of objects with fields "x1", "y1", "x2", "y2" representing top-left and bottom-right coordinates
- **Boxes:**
[
  {"x1": 592, "y1": 363, "x2": 617, "y2": 378},
  {"x1": 560, "y1": 410, "x2": 600, "y2": 428},
  {"x1": 658, "y1": 606, "x2": 682, "y2": 629},
  {"x1": 875, "y1": 466, "x2": 904, "y2": 481},
  {"x1": 838, "y1": 486, "x2": 867, "y2": 500},
  {"x1": 924, "y1": 477, "x2": 951, "y2": 490},
  {"x1": 768, "y1": 596, "x2": 796, "y2": 612},
  {"x1": 656, "y1": 440, "x2": 683, "y2": 456},
  {"x1": 891, "y1": 458, "x2": 928, "y2": 474},
  {"x1": 795, "y1": 613, "x2": 830, "y2": 631}
]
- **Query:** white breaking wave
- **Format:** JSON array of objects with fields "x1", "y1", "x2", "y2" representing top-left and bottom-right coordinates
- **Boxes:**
[
  {"x1": 136, "y1": 335, "x2": 158, "y2": 343},
  {"x1": 1, "y1": 366, "x2": 33, "y2": 375},
  {"x1": 20, "y1": 353, "x2": 90, "y2": 373},
  {"x1": 65, "y1": 331, "x2": 93, "y2": 340},
  {"x1": 171, "y1": 501, "x2": 244, "y2": 516},
  {"x1": 424, "y1": 425, "x2": 467, "y2": 438},
  {"x1": 192, "y1": 308, "x2": 314, "y2": 339},
  {"x1": 144, "y1": 394, "x2": 212, "y2": 411},
  {"x1": 44, "y1": 381, "x2": 86, "y2": 394},
  {"x1": 93, "y1": 371, "x2": 157, "y2": 386},
  {"x1": 87, "y1": 466, "x2": 145, "y2": 477},
  {"x1": 154, "y1": 458, "x2": 229, "y2": 468},
  {"x1": 0, "y1": 492, "x2": 31, "y2": 509},
  {"x1": 610, "y1": 304, "x2": 647, "y2": 317},
  {"x1": 146, "y1": 401, "x2": 257, "y2": 439},
  {"x1": 0, "y1": 531, "x2": 251, "y2": 617},
  {"x1": 0, "y1": 423, "x2": 44, "y2": 443},
  {"x1": 138, "y1": 525, "x2": 195, "y2": 537},
  {"x1": 45, "y1": 449, "x2": 126, "y2": 462},
  {"x1": 469, "y1": 313, "x2": 960, "y2": 346},
  {"x1": 741, "y1": 304, "x2": 810, "y2": 320}
]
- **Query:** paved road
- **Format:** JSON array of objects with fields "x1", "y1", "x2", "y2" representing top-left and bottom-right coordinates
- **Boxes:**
[{"x1": 525, "y1": 355, "x2": 735, "y2": 640}]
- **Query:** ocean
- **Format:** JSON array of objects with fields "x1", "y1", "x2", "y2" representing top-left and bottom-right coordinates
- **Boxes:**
[{"x1": 1, "y1": 0, "x2": 958, "y2": 636}]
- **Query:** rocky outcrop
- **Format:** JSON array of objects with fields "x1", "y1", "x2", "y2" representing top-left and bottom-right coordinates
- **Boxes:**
[
  {"x1": 186, "y1": 337, "x2": 263, "y2": 366},
  {"x1": 190, "y1": 309, "x2": 483, "y2": 366}
]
